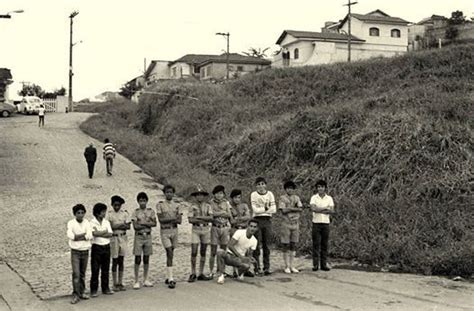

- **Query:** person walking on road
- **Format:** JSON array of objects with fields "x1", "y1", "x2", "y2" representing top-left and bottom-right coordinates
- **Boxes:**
[
  {"x1": 38, "y1": 104, "x2": 45, "y2": 127},
  {"x1": 67, "y1": 204, "x2": 93, "y2": 304},
  {"x1": 216, "y1": 220, "x2": 258, "y2": 285},
  {"x1": 84, "y1": 143, "x2": 97, "y2": 179},
  {"x1": 103, "y1": 138, "x2": 116, "y2": 176}
]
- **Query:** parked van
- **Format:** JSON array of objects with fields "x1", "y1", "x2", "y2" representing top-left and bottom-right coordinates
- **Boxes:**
[{"x1": 19, "y1": 96, "x2": 43, "y2": 114}]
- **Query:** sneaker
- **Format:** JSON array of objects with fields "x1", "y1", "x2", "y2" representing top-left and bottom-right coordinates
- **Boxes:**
[
  {"x1": 103, "y1": 289, "x2": 114, "y2": 295},
  {"x1": 133, "y1": 282, "x2": 141, "y2": 289},
  {"x1": 113, "y1": 285, "x2": 121, "y2": 292},
  {"x1": 321, "y1": 265, "x2": 331, "y2": 271},
  {"x1": 197, "y1": 274, "x2": 212, "y2": 281},
  {"x1": 217, "y1": 274, "x2": 225, "y2": 284},
  {"x1": 90, "y1": 291, "x2": 98, "y2": 298},
  {"x1": 143, "y1": 280, "x2": 154, "y2": 287},
  {"x1": 243, "y1": 271, "x2": 255, "y2": 277},
  {"x1": 284, "y1": 267, "x2": 291, "y2": 274},
  {"x1": 118, "y1": 284, "x2": 126, "y2": 291},
  {"x1": 264, "y1": 270, "x2": 272, "y2": 276},
  {"x1": 237, "y1": 273, "x2": 245, "y2": 281},
  {"x1": 168, "y1": 280, "x2": 176, "y2": 289},
  {"x1": 79, "y1": 294, "x2": 89, "y2": 300},
  {"x1": 312, "y1": 266, "x2": 319, "y2": 271},
  {"x1": 165, "y1": 278, "x2": 169, "y2": 285},
  {"x1": 291, "y1": 267, "x2": 300, "y2": 273},
  {"x1": 188, "y1": 274, "x2": 197, "y2": 283},
  {"x1": 70, "y1": 296, "x2": 80, "y2": 304},
  {"x1": 255, "y1": 269, "x2": 263, "y2": 277}
]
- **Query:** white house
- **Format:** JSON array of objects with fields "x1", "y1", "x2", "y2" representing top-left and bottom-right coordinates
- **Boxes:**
[
  {"x1": 273, "y1": 10, "x2": 409, "y2": 67},
  {"x1": 144, "y1": 60, "x2": 171, "y2": 86},
  {"x1": 168, "y1": 54, "x2": 218, "y2": 79}
]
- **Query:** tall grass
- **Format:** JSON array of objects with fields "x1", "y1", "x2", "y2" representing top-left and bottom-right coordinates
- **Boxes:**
[{"x1": 81, "y1": 44, "x2": 474, "y2": 276}]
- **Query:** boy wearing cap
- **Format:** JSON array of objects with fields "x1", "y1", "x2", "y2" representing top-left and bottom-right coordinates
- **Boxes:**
[
  {"x1": 107, "y1": 195, "x2": 130, "y2": 291},
  {"x1": 131, "y1": 192, "x2": 157, "y2": 289},
  {"x1": 209, "y1": 185, "x2": 234, "y2": 277},
  {"x1": 156, "y1": 185, "x2": 184, "y2": 289},
  {"x1": 279, "y1": 181, "x2": 303, "y2": 274},
  {"x1": 251, "y1": 177, "x2": 277, "y2": 275},
  {"x1": 310, "y1": 180, "x2": 335, "y2": 271},
  {"x1": 67, "y1": 204, "x2": 93, "y2": 304},
  {"x1": 187, "y1": 186, "x2": 213, "y2": 282}
]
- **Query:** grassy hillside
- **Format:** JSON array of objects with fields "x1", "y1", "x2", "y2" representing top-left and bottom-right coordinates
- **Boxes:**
[{"x1": 80, "y1": 44, "x2": 474, "y2": 276}]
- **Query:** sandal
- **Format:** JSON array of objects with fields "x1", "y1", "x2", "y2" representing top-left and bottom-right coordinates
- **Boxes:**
[{"x1": 168, "y1": 280, "x2": 176, "y2": 289}]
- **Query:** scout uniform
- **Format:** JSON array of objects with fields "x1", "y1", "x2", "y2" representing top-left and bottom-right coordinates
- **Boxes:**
[
  {"x1": 131, "y1": 207, "x2": 157, "y2": 256},
  {"x1": 230, "y1": 202, "x2": 251, "y2": 237},
  {"x1": 210, "y1": 199, "x2": 232, "y2": 246},
  {"x1": 108, "y1": 208, "x2": 130, "y2": 258},
  {"x1": 279, "y1": 194, "x2": 303, "y2": 244},
  {"x1": 156, "y1": 199, "x2": 184, "y2": 249},
  {"x1": 189, "y1": 202, "x2": 213, "y2": 244}
]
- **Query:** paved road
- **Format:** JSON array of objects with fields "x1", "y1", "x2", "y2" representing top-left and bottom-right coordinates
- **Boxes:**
[{"x1": 0, "y1": 113, "x2": 473, "y2": 310}]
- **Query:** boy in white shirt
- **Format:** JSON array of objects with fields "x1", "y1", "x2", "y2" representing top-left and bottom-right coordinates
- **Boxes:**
[
  {"x1": 38, "y1": 104, "x2": 45, "y2": 127},
  {"x1": 309, "y1": 180, "x2": 335, "y2": 271},
  {"x1": 250, "y1": 177, "x2": 276, "y2": 275},
  {"x1": 67, "y1": 204, "x2": 93, "y2": 304}
]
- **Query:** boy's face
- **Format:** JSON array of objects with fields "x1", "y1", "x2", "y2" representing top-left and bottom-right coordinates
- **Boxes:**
[
  {"x1": 195, "y1": 194, "x2": 206, "y2": 202},
  {"x1": 164, "y1": 188, "x2": 174, "y2": 201},
  {"x1": 231, "y1": 194, "x2": 242, "y2": 204},
  {"x1": 112, "y1": 202, "x2": 122, "y2": 212},
  {"x1": 285, "y1": 187, "x2": 296, "y2": 196},
  {"x1": 256, "y1": 181, "x2": 267, "y2": 193},
  {"x1": 214, "y1": 191, "x2": 225, "y2": 200},
  {"x1": 75, "y1": 210, "x2": 85, "y2": 222},
  {"x1": 247, "y1": 222, "x2": 258, "y2": 235},
  {"x1": 98, "y1": 209, "x2": 107, "y2": 219},
  {"x1": 317, "y1": 185, "x2": 326, "y2": 195},
  {"x1": 138, "y1": 198, "x2": 148, "y2": 208}
]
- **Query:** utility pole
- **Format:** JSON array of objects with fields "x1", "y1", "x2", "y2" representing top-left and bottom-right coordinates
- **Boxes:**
[
  {"x1": 0, "y1": 9, "x2": 24, "y2": 19},
  {"x1": 216, "y1": 32, "x2": 230, "y2": 79},
  {"x1": 343, "y1": 0, "x2": 357, "y2": 62},
  {"x1": 68, "y1": 11, "x2": 79, "y2": 112}
]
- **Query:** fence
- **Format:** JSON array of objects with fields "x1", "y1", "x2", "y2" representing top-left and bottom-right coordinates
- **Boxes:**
[{"x1": 41, "y1": 96, "x2": 68, "y2": 113}]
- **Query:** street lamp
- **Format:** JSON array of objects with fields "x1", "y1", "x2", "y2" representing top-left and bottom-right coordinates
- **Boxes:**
[
  {"x1": 216, "y1": 32, "x2": 230, "y2": 80},
  {"x1": 0, "y1": 9, "x2": 24, "y2": 19},
  {"x1": 68, "y1": 11, "x2": 79, "y2": 112}
]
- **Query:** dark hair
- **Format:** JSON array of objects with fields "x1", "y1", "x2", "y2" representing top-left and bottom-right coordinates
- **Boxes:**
[
  {"x1": 248, "y1": 219, "x2": 259, "y2": 226},
  {"x1": 111, "y1": 195, "x2": 125, "y2": 205},
  {"x1": 284, "y1": 181, "x2": 296, "y2": 190},
  {"x1": 230, "y1": 189, "x2": 242, "y2": 198},
  {"x1": 315, "y1": 179, "x2": 328, "y2": 188},
  {"x1": 72, "y1": 204, "x2": 86, "y2": 215},
  {"x1": 104, "y1": 138, "x2": 110, "y2": 143},
  {"x1": 163, "y1": 185, "x2": 175, "y2": 193},
  {"x1": 136, "y1": 192, "x2": 148, "y2": 202},
  {"x1": 255, "y1": 177, "x2": 267, "y2": 185},
  {"x1": 93, "y1": 203, "x2": 107, "y2": 217},
  {"x1": 212, "y1": 185, "x2": 225, "y2": 195}
]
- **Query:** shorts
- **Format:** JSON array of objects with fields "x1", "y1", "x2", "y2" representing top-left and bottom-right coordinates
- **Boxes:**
[
  {"x1": 281, "y1": 224, "x2": 299, "y2": 244},
  {"x1": 211, "y1": 226, "x2": 230, "y2": 245},
  {"x1": 161, "y1": 228, "x2": 178, "y2": 249},
  {"x1": 191, "y1": 226, "x2": 210, "y2": 244},
  {"x1": 133, "y1": 233, "x2": 153, "y2": 256},
  {"x1": 110, "y1": 234, "x2": 128, "y2": 258}
]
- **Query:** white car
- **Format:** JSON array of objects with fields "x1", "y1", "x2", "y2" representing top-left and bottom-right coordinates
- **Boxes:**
[{"x1": 19, "y1": 96, "x2": 43, "y2": 114}]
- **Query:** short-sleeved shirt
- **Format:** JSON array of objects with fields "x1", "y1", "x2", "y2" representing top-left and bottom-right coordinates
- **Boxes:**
[
  {"x1": 210, "y1": 199, "x2": 232, "y2": 225},
  {"x1": 310, "y1": 194, "x2": 334, "y2": 224},
  {"x1": 156, "y1": 200, "x2": 184, "y2": 222},
  {"x1": 279, "y1": 194, "x2": 303, "y2": 226},
  {"x1": 229, "y1": 229, "x2": 257, "y2": 257},
  {"x1": 188, "y1": 202, "x2": 213, "y2": 221},
  {"x1": 230, "y1": 203, "x2": 251, "y2": 227},
  {"x1": 131, "y1": 208, "x2": 157, "y2": 233},
  {"x1": 90, "y1": 217, "x2": 113, "y2": 245},
  {"x1": 107, "y1": 209, "x2": 130, "y2": 234}
]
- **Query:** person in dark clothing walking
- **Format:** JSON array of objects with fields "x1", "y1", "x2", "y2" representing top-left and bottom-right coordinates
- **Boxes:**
[{"x1": 84, "y1": 143, "x2": 97, "y2": 179}]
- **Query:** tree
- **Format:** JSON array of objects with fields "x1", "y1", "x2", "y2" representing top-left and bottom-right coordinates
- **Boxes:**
[
  {"x1": 119, "y1": 80, "x2": 141, "y2": 99},
  {"x1": 18, "y1": 83, "x2": 44, "y2": 97},
  {"x1": 242, "y1": 47, "x2": 270, "y2": 59},
  {"x1": 43, "y1": 87, "x2": 67, "y2": 99},
  {"x1": 445, "y1": 10, "x2": 465, "y2": 40}
]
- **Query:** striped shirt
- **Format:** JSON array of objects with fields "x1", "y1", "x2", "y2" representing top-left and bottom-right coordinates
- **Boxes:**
[{"x1": 103, "y1": 142, "x2": 116, "y2": 158}]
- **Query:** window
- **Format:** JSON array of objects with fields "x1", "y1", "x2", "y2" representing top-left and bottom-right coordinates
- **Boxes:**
[
  {"x1": 391, "y1": 29, "x2": 401, "y2": 38},
  {"x1": 294, "y1": 48, "x2": 299, "y2": 59},
  {"x1": 171, "y1": 67, "x2": 176, "y2": 77},
  {"x1": 237, "y1": 66, "x2": 244, "y2": 71},
  {"x1": 369, "y1": 27, "x2": 380, "y2": 36},
  {"x1": 193, "y1": 66, "x2": 200, "y2": 74}
]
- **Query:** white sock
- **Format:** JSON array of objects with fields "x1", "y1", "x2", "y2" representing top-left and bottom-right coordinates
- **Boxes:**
[{"x1": 167, "y1": 266, "x2": 173, "y2": 280}]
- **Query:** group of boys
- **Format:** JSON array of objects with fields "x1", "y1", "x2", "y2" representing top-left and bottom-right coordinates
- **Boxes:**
[{"x1": 67, "y1": 177, "x2": 335, "y2": 304}]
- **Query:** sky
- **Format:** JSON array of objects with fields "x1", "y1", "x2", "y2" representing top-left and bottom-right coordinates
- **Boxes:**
[{"x1": 1, "y1": 0, "x2": 473, "y2": 101}]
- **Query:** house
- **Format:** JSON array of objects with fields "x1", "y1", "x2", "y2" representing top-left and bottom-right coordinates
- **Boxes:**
[
  {"x1": 273, "y1": 9, "x2": 409, "y2": 67},
  {"x1": 0, "y1": 68, "x2": 13, "y2": 102},
  {"x1": 198, "y1": 53, "x2": 271, "y2": 80},
  {"x1": 168, "y1": 54, "x2": 218, "y2": 79},
  {"x1": 144, "y1": 60, "x2": 170, "y2": 86}
]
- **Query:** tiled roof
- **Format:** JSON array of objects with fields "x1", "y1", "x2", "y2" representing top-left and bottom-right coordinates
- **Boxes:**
[
  {"x1": 0, "y1": 68, "x2": 12, "y2": 81},
  {"x1": 198, "y1": 53, "x2": 271, "y2": 67},
  {"x1": 351, "y1": 13, "x2": 409, "y2": 24},
  {"x1": 170, "y1": 54, "x2": 219, "y2": 65},
  {"x1": 276, "y1": 30, "x2": 365, "y2": 45}
]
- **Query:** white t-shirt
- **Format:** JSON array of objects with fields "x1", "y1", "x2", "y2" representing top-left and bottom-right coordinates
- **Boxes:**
[
  {"x1": 67, "y1": 219, "x2": 93, "y2": 251},
  {"x1": 250, "y1": 191, "x2": 276, "y2": 217},
  {"x1": 310, "y1": 194, "x2": 334, "y2": 224},
  {"x1": 90, "y1": 217, "x2": 113, "y2": 245},
  {"x1": 38, "y1": 107, "x2": 45, "y2": 116},
  {"x1": 229, "y1": 229, "x2": 257, "y2": 257}
]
